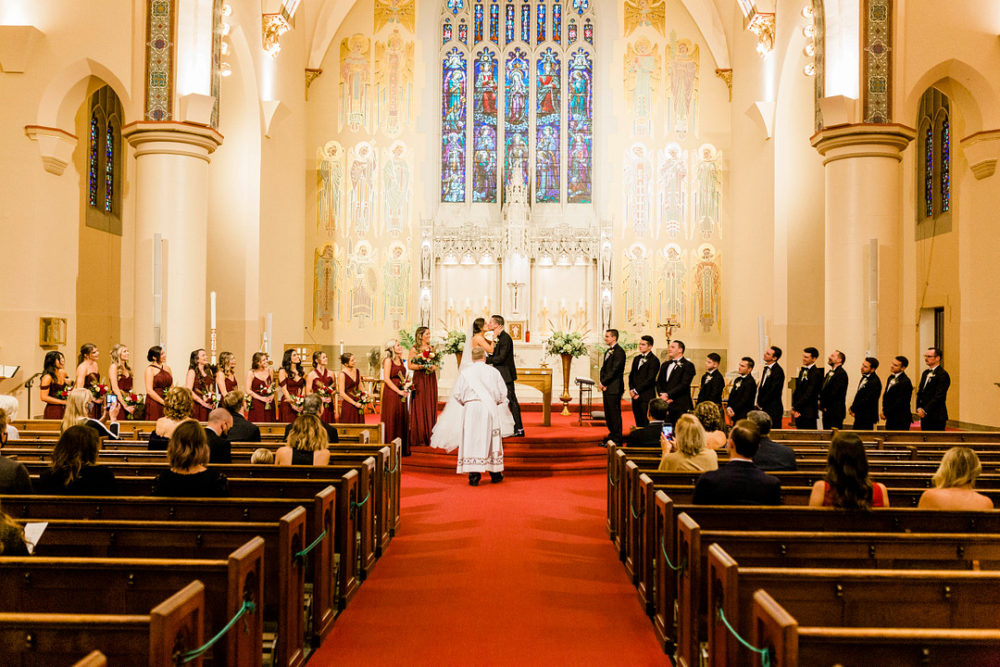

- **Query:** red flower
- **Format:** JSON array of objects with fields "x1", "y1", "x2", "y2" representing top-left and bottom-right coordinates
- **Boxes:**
[{"x1": 422, "y1": 350, "x2": 430, "y2": 359}]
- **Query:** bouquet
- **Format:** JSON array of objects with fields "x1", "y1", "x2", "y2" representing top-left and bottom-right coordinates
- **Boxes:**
[
  {"x1": 201, "y1": 390, "x2": 220, "y2": 408},
  {"x1": 543, "y1": 330, "x2": 589, "y2": 359},
  {"x1": 89, "y1": 383, "x2": 110, "y2": 401},
  {"x1": 122, "y1": 392, "x2": 145, "y2": 420},
  {"x1": 315, "y1": 382, "x2": 336, "y2": 401},
  {"x1": 245, "y1": 382, "x2": 276, "y2": 411},
  {"x1": 441, "y1": 330, "x2": 467, "y2": 356},
  {"x1": 292, "y1": 394, "x2": 305, "y2": 410},
  {"x1": 413, "y1": 347, "x2": 443, "y2": 373},
  {"x1": 396, "y1": 371, "x2": 414, "y2": 394},
  {"x1": 351, "y1": 389, "x2": 374, "y2": 413},
  {"x1": 57, "y1": 382, "x2": 75, "y2": 400}
]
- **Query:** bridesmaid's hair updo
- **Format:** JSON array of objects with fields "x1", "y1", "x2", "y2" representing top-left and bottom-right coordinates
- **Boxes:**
[
  {"x1": 78, "y1": 343, "x2": 97, "y2": 365},
  {"x1": 312, "y1": 350, "x2": 326, "y2": 367},
  {"x1": 251, "y1": 352, "x2": 266, "y2": 370},
  {"x1": 414, "y1": 326, "x2": 429, "y2": 345},
  {"x1": 340, "y1": 352, "x2": 353, "y2": 366},
  {"x1": 147, "y1": 346, "x2": 164, "y2": 363},
  {"x1": 473, "y1": 318, "x2": 485, "y2": 334}
]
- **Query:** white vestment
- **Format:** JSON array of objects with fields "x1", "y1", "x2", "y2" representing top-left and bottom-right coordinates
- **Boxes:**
[{"x1": 434, "y1": 361, "x2": 513, "y2": 473}]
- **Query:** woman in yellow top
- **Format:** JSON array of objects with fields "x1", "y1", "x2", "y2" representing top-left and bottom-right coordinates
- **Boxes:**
[{"x1": 658, "y1": 414, "x2": 719, "y2": 472}]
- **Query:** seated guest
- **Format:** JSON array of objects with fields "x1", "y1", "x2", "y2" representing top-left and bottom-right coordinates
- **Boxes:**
[
  {"x1": 694, "y1": 401, "x2": 728, "y2": 450},
  {"x1": 0, "y1": 395, "x2": 20, "y2": 440},
  {"x1": 808, "y1": 431, "x2": 889, "y2": 508},
  {"x1": 283, "y1": 394, "x2": 339, "y2": 444},
  {"x1": 0, "y1": 506, "x2": 28, "y2": 555},
  {"x1": 276, "y1": 414, "x2": 331, "y2": 466},
  {"x1": 658, "y1": 414, "x2": 719, "y2": 472},
  {"x1": 747, "y1": 410, "x2": 797, "y2": 471},
  {"x1": 250, "y1": 447, "x2": 275, "y2": 464},
  {"x1": 918, "y1": 447, "x2": 994, "y2": 510},
  {"x1": 0, "y1": 409, "x2": 31, "y2": 493},
  {"x1": 152, "y1": 421, "x2": 229, "y2": 497},
  {"x1": 625, "y1": 398, "x2": 669, "y2": 446},
  {"x1": 37, "y1": 425, "x2": 117, "y2": 494},
  {"x1": 693, "y1": 420, "x2": 782, "y2": 505},
  {"x1": 149, "y1": 387, "x2": 195, "y2": 450},
  {"x1": 223, "y1": 390, "x2": 261, "y2": 443},
  {"x1": 60, "y1": 388, "x2": 120, "y2": 439},
  {"x1": 204, "y1": 408, "x2": 233, "y2": 464}
]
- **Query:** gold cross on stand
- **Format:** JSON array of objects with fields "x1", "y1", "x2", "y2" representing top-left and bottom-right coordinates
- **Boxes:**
[{"x1": 656, "y1": 319, "x2": 680, "y2": 345}]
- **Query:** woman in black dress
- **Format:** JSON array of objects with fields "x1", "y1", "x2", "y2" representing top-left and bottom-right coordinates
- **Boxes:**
[
  {"x1": 152, "y1": 421, "x2": 228, "y2": 497},
  {"x1": 37, "y1": 425, "x2": 117, "y2": 495}
]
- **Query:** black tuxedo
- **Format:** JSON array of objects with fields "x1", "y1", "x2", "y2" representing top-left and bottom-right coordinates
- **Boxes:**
[
  {"x1": 917, "y1": 366, "x2": 951, "y2": 431},
  {"x1": 625, "y1": 420, "x2": 665, "y2": 447},
  {"x1": 600, "y1": 344, "x2": 627, "y2": 444},
  {"x1": 791, "y1": 365, "x2": 823, "y2": 428},
  {"x1": 205, "y1": 427, "x2": 232, "y2": 464},
  {"x1": 850, "y1": 373, "x2": 882, "y2": 430},
  {"x1": 753, "y1": 437, "x2": 798, "y2": 471},
  {"x1": 726, "y1": 374, "x2": 757, "y2": 423},
  {"x1": 755, "y1": 363, "x2": 784, "y2": 430},
  {"x1": 486, "y1": 329, "x2": 522, "y2": 432},
  {"x1": 656, "y1": 356, "x2": 696, "y2": 423},
  {"x1": 628, "y1": 352, "x2": 660, "y2": 427},
  {"x1": 882, "y1": 372, "x2": 914, "y2": 431},
  {"x1": 819, "y1": 366, "x2": 849, "y2": 429},
  {"x1": 696, "y1": 370, "x2": 725, "y2": 410},
  {"x1": 227, "y1": 412, "x2": 261, "y2": 443},
  {"x1": 693, "y1": 460, "x2": 782, "y2": 505}
]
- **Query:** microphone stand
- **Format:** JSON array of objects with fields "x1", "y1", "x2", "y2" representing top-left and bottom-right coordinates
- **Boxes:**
[{"x1": 24, "y1": 372, "x2": 42, "y2": 419}]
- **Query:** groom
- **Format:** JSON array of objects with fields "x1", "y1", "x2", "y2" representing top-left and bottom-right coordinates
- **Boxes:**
[{"x1": 486, "y1": 314, "x2": 525, "y2": 437}]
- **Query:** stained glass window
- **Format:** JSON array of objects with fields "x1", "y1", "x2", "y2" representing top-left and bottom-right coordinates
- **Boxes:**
[
  {"x1": 568, "y1": 20, "x2": 577, "y2": 44},
  {"x1": 923, "y1": 124, "x2": 933, "y2": 218},
  {"x1": 583, "y1": 19, "x2": 593, "y2": 44},
  {"x1": 104, "y1": 123, "x2": 114, "y2": 212},
  {"x1": 536, "y1": 48, "x2": 560, "y2": 202},
  {"x1": 88, "y1": 116, "x2": 99, "y2": 208},
  {"x1": 448, "y1": 0, "x2": 465, "y2": 14},
  {"x1": 504, "y1": 48, "x2": 530, "y2": 192},
  {"x1": 536, "y1": 3, "x2": 546, "y2": 43},
  {"x1": 572, "y1": 0, "x2": 588, "y2": 15},
  {"x1": 520, "y1": 4, "x2": 530, "y2": 42},
  {"x1": 442, "y1": 48, "x2": 467, "y2": 202},
  {"x1": 443, "y1": 22, "x2": 453, "y2": 44},
  {"x1": 505, "y1": 4, "x2": 515, "y2": 44},
  {"x1": 552, "y1": 4, "x2": 562, "y2": 43},
  {"x1": 459, "y1": 20, "x2": 468, "y2": 44},
  {"x1": 474, "y1": 4, "x2": 484, "y2": 42},
  {"x1": 567, "y1": 49, "x2": 592, "y2": 203},
  {"x1": 490, "y1": 2, "x2": 499, "y2": 43},
  {"x1": 941, "y1": 118, "x2": 950, "y2": 213},
  {"x1": 473, "y1": 49, "x2": 499, "y2": 202}
]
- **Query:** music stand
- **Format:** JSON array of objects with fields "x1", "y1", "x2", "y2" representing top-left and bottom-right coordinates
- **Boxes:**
[{"x1": 575, "y1": 376, "x2": 596, "y2": 425}]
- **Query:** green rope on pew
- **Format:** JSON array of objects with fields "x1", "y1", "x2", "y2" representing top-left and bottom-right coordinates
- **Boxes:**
[
  {"x1": 181, "y1": 599, "x2": 256, "y2": 663},
  {"x1": 295, "y1": 529, "x2": 328, "y2": 564},
  {"x1": 388, "y1": 458, "x2": 399, "y2": 474},
  {"x1": 608, "y1": 469, "x2": 619, "y2": 487},
  {"x1": 659, "y1": 535, "x2": 685, "y2": 572},
  {"x1": 716, "y1": 607, "x2": 771, "y2": 667},
  {"x1": 351, "y1": 491, "x2": 371, "y2": 513},
  {"x1": 629, "y1": 497, "x2": 643, "y2": 519}
]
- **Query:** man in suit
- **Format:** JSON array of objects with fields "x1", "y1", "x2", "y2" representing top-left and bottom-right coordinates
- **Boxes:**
[
  {"x1": 917, "y1": 347, "x2": 951, "y2": 431},
  {"x1": 881, "y1": 356, "x2": 914, "y2": 431},
  {"x1": 223, "y1": 390, "x2": 262, "y2": 443},
  {"x1": 791, "y1": 347, "x2": 823, "y2": 429},
  {"x1": 693, "y1": 419, "x2": 782, "y2": 505},
  {"x1": 599, "y1": 329, "x2": 627, "y2": 445},
  {"x1": 747, "y1": 410, "x2": 797, "y2": 471},
  {"x1": 819, "y1": 350, "x2": 849, "y2": 429},
  {"x1": 755, "y1": 346, "x2": 785, "y2": 430},
  {"x1": 726, "y1": 357, "x2": 757, "y2": 424},
  {"x1": 284, "y1": 394, "x2": 340, "y2": 443},
  {"x1": 850, "y1": 357, "x2": 882, "y2": 430},
  {"x1": 696, "y1": 352, "x2": 725, "y2": 411},
  {"x1": 656, "y1": 339, "x2": 696, "y2": 425},
  {"x1": 625, "y1": 398, "x2": 669, "y2": 446},
  {"x1": 486, "y1": 314, "x2": 524, "y2": 437},
  {"x1": 205, "y1": 408, "x2": 234, "y2": 464},
  {"x1": 628, "y1": 335, "x2": 660, "y2": 428}
]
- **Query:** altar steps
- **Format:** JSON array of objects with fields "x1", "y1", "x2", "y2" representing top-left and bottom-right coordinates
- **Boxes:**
[{"x1": 406, "y1": 443, "x2": 608, "y2": 475}]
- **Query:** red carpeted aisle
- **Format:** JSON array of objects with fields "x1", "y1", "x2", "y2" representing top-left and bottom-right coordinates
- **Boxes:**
[{"x1": 312, "y1": 471, "x2": 664, "y2": 665}]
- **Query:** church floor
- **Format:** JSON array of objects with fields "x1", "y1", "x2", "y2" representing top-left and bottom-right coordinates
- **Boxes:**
[{"x1": 311, "y1": 470, "x2": 665, "y2": 665}]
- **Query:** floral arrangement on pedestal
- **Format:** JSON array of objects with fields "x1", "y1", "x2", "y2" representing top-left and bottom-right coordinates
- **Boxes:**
[
  {"x1": 542, "y1": 330, "x2": 589, "y2": 360},
  {"x1": 440, "y1": 330, "x2": 466, "y2": 356}
]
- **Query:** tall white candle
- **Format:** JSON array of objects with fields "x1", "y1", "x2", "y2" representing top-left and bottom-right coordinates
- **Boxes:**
[
  {"x1": 340, "y1": 340, "x2": 344, "y2": 356},
  {"x1": 265, "y1": 313, "x2": 273, "y2": 354},
  {"x1": 543, "y1": 296, "x2": 548, "y2": 308},
  {"x1": 210, "y1": 291, "x2": 217, "y2": 330}
]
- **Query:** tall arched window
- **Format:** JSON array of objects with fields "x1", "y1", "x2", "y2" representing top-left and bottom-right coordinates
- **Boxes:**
[
  {"x1": 440, "y1": 0, "x2": 595, "y2": 205},
  {"x1": 917, "y1": 88, "x2": 950, "y2": 223},
  {"x1": 86, "y1": 85, "x2": 125, "y2": 233}
]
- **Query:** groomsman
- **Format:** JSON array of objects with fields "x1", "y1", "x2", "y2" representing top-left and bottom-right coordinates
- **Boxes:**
[
  {"x1": 697, "y1": 353, "x2": 725, "y2": 411},
  {"x1": 819, "y1": 350, "x2": 848, "y2": 429},
  {"x1": 791, "y1": 347, "x2": 823, "y2": 429},
  {"x1": 656, "y1": 339, "x2": 696, "y2": 424},
  {"x1": 849, "y1": 357, "x2": 882, "y2": 430},
  {"x1": 755, "y1": 346, "x2": 785, "y2": 429},
  {"x1": 599, "y1": 329, "x2": 626, "y2": 445},
  {"x1": 917, "y1": 347, "x2": 951, "y2": 431},
  {"x1": 627, "y1": 335, "x2": 660, "y2": 428},
  {"x1": 881, "y1": 356, "x2": 914, "y2": 431},
  {"x1": 726, "y1": 357, "x2": 757, "y2": 423}
]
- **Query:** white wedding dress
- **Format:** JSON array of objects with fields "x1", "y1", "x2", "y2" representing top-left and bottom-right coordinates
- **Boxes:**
[{"x1": 429, "y1": 324, "x2": 515, "y2": 452}]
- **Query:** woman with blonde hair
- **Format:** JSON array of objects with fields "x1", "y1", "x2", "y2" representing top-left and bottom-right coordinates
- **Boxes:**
[
  {"x1": 148, "y1": 386, "x2": 195, "y2": 450},
  {"x1": 658, "y1": 413, "x2": 719, "y2": 472},
  {"x1": 108, "y1": 344, "x2": 136, "y2": 419},
  {"x1": 250, "y1": 447, "x2": 275, "y2": 464},
  {"x1": 60, "y1": 388, "x2": 119, "y2": 439},
  {"x1": 152, "y1": 421, "x2": 228, "y2": 497},
  {"x1": 0, "y1": 505, "x2": 28, "y2": 555},
  {"x1": 216, "y1": 351, "x2": 238, "y2": 399},
  {"x1": 380, "y1": 340, "x2": 410, "y2": 455},
  {"x1": 74, "y1": 343, "x2": 102, "y2": 418},
  {"x1": 276, "y1": 413, "x2": 331, "y2": 466},
  {"x1": 693, "y1": 401, "x2": 728, "y2": 450},
  {"x1": 918, "y1": 447, "x2": 994, "y2": 510}
]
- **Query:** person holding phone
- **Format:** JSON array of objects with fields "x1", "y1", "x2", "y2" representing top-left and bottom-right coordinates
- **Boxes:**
[
  {"x1": 625, "y1": 397, "x2": 669, "y2": 446},
  {"x1": 657, "y1": 414, "x2": 718, "y2": 472}
]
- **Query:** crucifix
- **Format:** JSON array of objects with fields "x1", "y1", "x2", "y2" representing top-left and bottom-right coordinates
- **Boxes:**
[
  {"x1": 507, "y1": 281, "x2": 526, "y2": 314},
  {"x1": 657, "y1": 318, "x2": 681, "y2": 345}
]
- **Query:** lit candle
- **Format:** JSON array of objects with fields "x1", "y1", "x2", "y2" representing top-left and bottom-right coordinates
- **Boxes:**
[
  {"x1": 265, "y1": 313, "x2": 273, "y2": 354},
  {"x1": 560, "y1": 298, "x2": 566, "y2": 310},
  {"x1": 465, "y1": 297, "x2": 471, "y2": 308},
  {"x1": 483, "y1": 296, "x2": 488, "y2": 309},
  {"x1": 543, "y1": 296, "x2": 548, "y2": 308},
  {"x1": 448, "y1": 298, "x2": 454, "y2": 309},
  {"x1": 578, "y1": 298, "x2": 584, "y2": 310},
  {"x1": 210, "y1": 291, "x2": 216, "y2": 330},
  {"x1": 340, "y1": 340, "x2": 344, "y2": 356}
]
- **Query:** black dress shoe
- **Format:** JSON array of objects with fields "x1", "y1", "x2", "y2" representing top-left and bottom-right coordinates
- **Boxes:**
[
  {"x1": 468, "y1": 473, "x2": 481, "y2": 486},
  {"x1": 512, "y1": 429, "x2": 525, "y2": 438},
  {"x1": 489, "y1": 472, "x2": 504, "y2": 483}
]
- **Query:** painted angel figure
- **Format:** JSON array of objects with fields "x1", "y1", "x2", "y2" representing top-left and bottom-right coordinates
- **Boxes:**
[
  {"x1": 382, "y1": 142, "x2": 410, "y2": 236},
  {"x1": 658, "y1": 243, "x2": 686, "y2": 325},
  {"x1": 349, "y1": 142, "x2": 376, "y2": 236},
  {"x1": 340, "y1": 34, "x2": 371, "y2": 133},
  {"x1": 383, "y1": 242, "x2": 410, "y2": 329},
  {"x1": 623, "y1": 244, "x2": 651, "y2": 328},
  {"x1": 693, "y1": 144, "x2": 722, "y2": 240},
  {"x1": 318, "y1": 141, "x2": 344, "y2": 233},
  {"x1": 624, "y1": 143, "x2": 653, "y2": 237},
  {"x1": 666, "y1": 32, "x2": 699, "y2": 140},
  {"x1": 693, "y1": 244, "x2": 721, "y2": 332},
  {"x1": 349, "y1": 241, "x2": 378, "y2": 325},
  {"x1": 313, "y1": 244, "x2": 339, "y2": 329},
  {"x1": 624, "y1": 38, "x2": 660, "y2": 137},
  {"x1": 658, "y1": 143, "x2": 687, "y2": 240},
  {"x1": 375, "y1": 31, "x2": 413, "y2": 138}
]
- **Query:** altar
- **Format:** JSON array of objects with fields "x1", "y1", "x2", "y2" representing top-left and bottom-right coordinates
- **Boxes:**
[{"x1": 515, "y1": 367, "x2": 552, "y2": 426}]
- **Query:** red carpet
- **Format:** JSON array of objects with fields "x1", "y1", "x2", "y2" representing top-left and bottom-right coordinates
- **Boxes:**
[{"x1": 313, "y1": 471, "x2": 664, "y2": 665}]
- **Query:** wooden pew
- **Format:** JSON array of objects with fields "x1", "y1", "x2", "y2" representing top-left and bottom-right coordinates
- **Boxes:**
[
  {"x1": 708, "y1": 543, "x2": 1000, "y2": 667},
  {"x1": 0, "y1": 538, "x2": 264, "y2": 666},
  {"x1": 0, "y1": 580, "x2": 205, "y2": 667},
  {"x1": 752, "y1": 588, "x2": 1000, "y2": 666},
  {"x1": 71, "y1": 651, "x2": 107, "y2": 667}
]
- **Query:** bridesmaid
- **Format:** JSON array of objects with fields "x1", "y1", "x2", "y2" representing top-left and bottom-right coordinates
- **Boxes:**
[
  {"x1": 75, "y1": 343, "x2": 102, "y2": 419},
  {"x1": 144, "y1": 346, "x2": 173, "y2": 421},
  {"x1": 186, "y1": 349, "x2": 215, "y2": 420},
  {"x1": 407, "y1": 326, "x2": 439, "y2": 448},
  {"x1": 337, "y1": 352, "x2": 365, "y2": 424},
  {"x1": 380, "y1": 340, "x2": 410, "y2": 456},
  {"x1": 108, "y1": 344, "x2": 135, "y2": 419},
  {"x1": 306, "y1": 351, "x2": 335, "y2": 423},
  {"x1": 246, "y1": 352, "x2": 275, "y2": 423},
  {"x1": 216, "y1": 351, "x2": 238, "y2": 398},
  {"x1": 278, "y1": 349, "x2": 306, "y2": 423},
  {"x1": 39, "y1": 351, "x2": 68, "y2": 420}
]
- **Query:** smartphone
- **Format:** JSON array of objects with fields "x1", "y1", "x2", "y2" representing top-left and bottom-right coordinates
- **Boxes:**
[
  {"x1": 106, "y1": 394, "x2": 118, "y2": 408},
  {"x1": 661, "y1": 423, "x2": 674, "y2": 440}
]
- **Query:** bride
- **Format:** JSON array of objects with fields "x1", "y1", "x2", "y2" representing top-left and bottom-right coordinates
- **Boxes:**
[{"x1": 430, "y1": 318, "x2": 514, "y2": 451}]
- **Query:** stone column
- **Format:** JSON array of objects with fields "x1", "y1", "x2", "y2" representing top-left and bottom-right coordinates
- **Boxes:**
[
  {"x1": 811, "y1": 124, "x2": 914, "y2": 375},
  {"x1": 124, "y1": 122, "x2": 223, "y2": 380}
]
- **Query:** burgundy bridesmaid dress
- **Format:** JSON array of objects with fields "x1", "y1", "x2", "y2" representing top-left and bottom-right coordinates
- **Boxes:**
[
  {"x1": 312, "y1": 369, "x2": 336, "y2": 423},
  {"x1": 191, "y1": 369, "x2": 214, "y2": 420},
  {"x1": 408, "y1": 360, "x2": 439, "y2": 448},
  {"x1": 43, "y1": 378, "x2": 66, "y2": 420},
  {"x1": 84, "y1": 371, "x2": 102, "y2": 419},
  {"x1": 280, "y1": 374, "x2": 306, "y2": 423},
  {"x1": 248, "y1": 375, "x2": 275, "y2": 423},
  {"x1": 381, "y1": 360, "x2": 409, "y2": 455},
  {"x1": 144, "y1": 367, "x2": 173, "y2": 421},
  {"x1": 339, "y1": 371, "x2": 365, "y2": 424}
]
